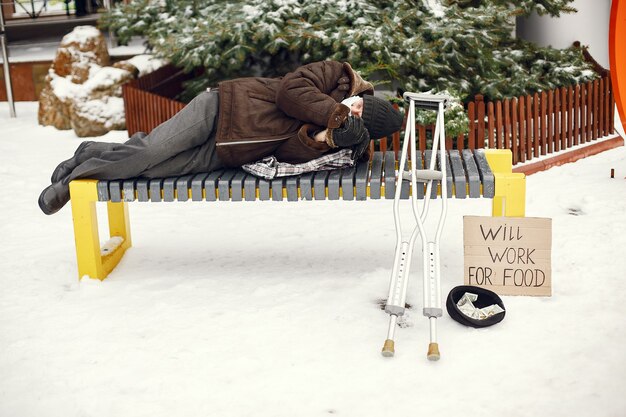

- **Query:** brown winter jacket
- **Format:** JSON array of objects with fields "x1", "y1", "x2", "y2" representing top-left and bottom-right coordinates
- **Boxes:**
[{"x1": 215, "y1": 61, "x2": 374, "y2": 167}]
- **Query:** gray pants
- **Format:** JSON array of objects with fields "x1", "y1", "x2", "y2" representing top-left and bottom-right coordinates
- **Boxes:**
[{"x1": 65, "y1": 91, "x2": 223, "y2": 183}]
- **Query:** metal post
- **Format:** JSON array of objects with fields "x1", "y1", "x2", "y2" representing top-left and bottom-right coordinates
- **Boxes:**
[
  {"x1": 0, "y1": 6, "x2": 16, "y2": 117},
  {"x1": 103, "y1": 0, "x2": 117, "y2": 49}
]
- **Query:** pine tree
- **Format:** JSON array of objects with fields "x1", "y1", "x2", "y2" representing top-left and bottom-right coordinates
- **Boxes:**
[{"x1": 101, "y1": 0, "x2": 596, "y2": 136}]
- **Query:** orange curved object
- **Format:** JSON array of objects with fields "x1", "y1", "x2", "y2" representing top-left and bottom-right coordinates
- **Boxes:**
[{"x1": 610, "y1": 0, "x2": 626, "y2": 133}]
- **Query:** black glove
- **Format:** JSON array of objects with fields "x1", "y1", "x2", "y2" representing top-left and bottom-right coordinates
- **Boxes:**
[
  {"x1": 332, "y1": 116, "x2": 369, "y2": 148},
  {"x1": 350, "y1": 132, "x2": 371, "y2": 161}
]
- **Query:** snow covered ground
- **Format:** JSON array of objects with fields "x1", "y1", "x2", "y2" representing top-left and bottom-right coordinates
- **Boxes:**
[{"x1": 1, "y1": 102, "x2": 625, "y2": 417}]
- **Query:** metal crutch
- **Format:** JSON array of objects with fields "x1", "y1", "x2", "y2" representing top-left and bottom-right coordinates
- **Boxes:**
[{"x1": 381, "y1": 92, "x2": 450, "y2": 361}]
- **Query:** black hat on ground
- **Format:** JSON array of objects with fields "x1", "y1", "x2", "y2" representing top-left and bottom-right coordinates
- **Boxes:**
[
  {"x1": 446, "y1": 285, "x2": 506, "y2": 328},
  {"x1": 361, "y1": 95, "x2": 403, "y2": 139}
]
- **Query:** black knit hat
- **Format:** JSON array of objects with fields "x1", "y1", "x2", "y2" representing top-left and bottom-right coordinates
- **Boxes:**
[
  {"x1": 446, "y1": 285, "x2": 506, "y2": 328},
  {"x1": 361, "y1": 95, "x2": 403, "y2": 139}
]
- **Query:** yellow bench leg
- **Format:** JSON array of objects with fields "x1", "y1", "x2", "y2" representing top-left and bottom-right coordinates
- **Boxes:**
[
  {"x1": 69, "y1": 180, "x2": 132, "y2": 280},
  {"x1": 484, "y1": 149, "x2": 526, "y2": 217}
]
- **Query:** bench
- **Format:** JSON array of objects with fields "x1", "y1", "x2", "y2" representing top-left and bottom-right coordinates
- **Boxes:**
[{"x1": 68, "y1": 148, "x2": 525, "y2": 280}]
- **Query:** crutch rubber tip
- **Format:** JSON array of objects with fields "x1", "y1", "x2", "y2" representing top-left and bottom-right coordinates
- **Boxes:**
[
  {"x1": 427, "y1": 343, "x2": 440, "y2": 361},
  {"x1": 381, "y1": 339, "x2": 395, "y2": 357}
]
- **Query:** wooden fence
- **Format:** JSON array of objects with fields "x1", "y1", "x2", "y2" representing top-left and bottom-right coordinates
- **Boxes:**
[
  {"x1": 123, "y1": 65, "x2": 189, "y2": 136},
  {"x1": 464, "y1": 74, "x2": 614, "y2": 164},
  {"x1": 124, "y1": 66, "x2": 615, "y2": 166}
]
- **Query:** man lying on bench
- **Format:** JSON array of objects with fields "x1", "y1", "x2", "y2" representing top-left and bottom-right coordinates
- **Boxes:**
[{"x1": 38, "y1": 60, "x2": 404, "y2": 215}]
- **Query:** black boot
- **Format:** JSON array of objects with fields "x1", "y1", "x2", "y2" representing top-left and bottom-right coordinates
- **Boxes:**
[
  {"x1": 38, "y1": 181, "x2": 71, "y2": 215},
  {"x1": 50, "y1": 141, "x2": 94, "y2": 183}
]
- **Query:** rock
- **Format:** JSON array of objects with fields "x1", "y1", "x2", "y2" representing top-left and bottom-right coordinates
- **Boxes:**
[
  {"x1": 51, "y1": 26, "x2": 109, "y2": 84},
  {"x1": 69, "y1": 67, "x2": 134, "y2": 137},
  {"x1": 71, "y1": 96, "x2": 126, "y2": 137},
  {"x1": 112, "y1": 61, "x2": 140, "y2": 78},
  {"x1": 37, "y1": 84, "x2": 72, "y2": 130},
  {"x1": 37, "y1": 26, "x2": 164, "y2": 137}
]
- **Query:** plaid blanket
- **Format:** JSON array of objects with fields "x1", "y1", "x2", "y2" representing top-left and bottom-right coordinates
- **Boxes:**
[{"x1": 242, "y1": 149, "x2": 354, "y2": 180}]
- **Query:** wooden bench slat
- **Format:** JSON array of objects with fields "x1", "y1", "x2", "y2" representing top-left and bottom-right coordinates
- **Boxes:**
[
  {"x1": 286, "y1": 176, "x2": 299, "y2": 201},
  {"x1": 461, "y1": 149, "x2": 481, "y2": 198},
  {"x1": 474, "y1": 149, "x2": 495, "y2": 198},
  {"x1": 204, "y1": 170, "x2": 223, "y2": 202},
  {"x1": 258, "y1": 178, "x2": 271, "y2": 201},
  {"x1": 340, "y1": 166, "x2": 356, "y2": 200},
  {"x1": 175, "y1": 175, "x2": 194, "y2": 202},
  {"x1": 449, "y1": 150, "x2": 467, "y2": 199},
  {"x1": 271, "y1": 177, "x2": 285, "y2": 201},
  {"x1": 384, "y1": 151, "x2": 396, "y2": 199},
  {"x1": 163, "y1": 177, "x2": 177, "y2": 202},
  {"x1": 370, "y1": 152, "x2": 384, "y2": 199},
  {"x1": 109, "y1": 181, "x2": 122, "y2": 202},
  {"x1": 327, "y1": 169, "x2": 342, "y2": 200},
  {"x1": 97, "y1": 181, "x2": 110, "y2": 201},
  {"x1": 218, "y1": 170, "x2": 238, "y2": 201},
  {"x1": 191, "y1": 173, "x2": 209, "y2": 201},
  {"x1": 149, "y1": 178, "x2": 164, "y2": 202},
  {"x1": 136, "y1": 179, "x2": 150, "y2": 202},
  {"x1": 355, "y1": 159, "x2": 369, "y2": 201},
  {"x1": 299, "y1": 172, "x2": 315, "y2": 201},
  {"x1": 230, "y1": 171, "x2": 247, "y2": 202},
  {"x1": 244, "y1": 174, "x2": 258, "y2": 201},
  {"x1": 313, "y1": 170, "x2": 330, "y2": 200},
  {"x1": 123, "y1": 179, "x2": 137, "y2": 202}
]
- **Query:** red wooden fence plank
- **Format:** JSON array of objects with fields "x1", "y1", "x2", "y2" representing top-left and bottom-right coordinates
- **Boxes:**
[
  {"x1": 487, "y1": 102, "x2": 495, "y2": 148},
  {"x1": 504, "y1": 98, "x2": 511, "y2": 151},
  {"x1": 580, "y1": 82, "x2": 586, "y2": 143},
  {"x1": 518, "y1": 95, "x2": 526, "y2": 163},
  {"x1": 608, "y1": 75, "x2": 615, "y2": 135},
  {"x1": 511, "y1": 97, "x2": 518, "y2": 164},
  {"x1": 585, "y1": 81, "x2": 593, "y2": 142},
  {"x1": 560, "y1": 87, "x2": 567, "y2": 151},
  {"x1": 533, "y1": 93, "x2": 540, "y2": 158},
  {"x1": 592, "y1": 80, "x2": 600, "y2": 140},
  {"x1": 477, "y1": 95, "x2": 485, "y2": 149},
  {"x1": 548, "y1": 90, "x2": 555, "y2": 153},
  {"x1": 419, "y1": 125, "x2": 427, "y2": 151},
  {"x1": 599, "y1": 78, "x2": 605, "y2": 138},
  {"x1": 526, "y1": 95, "x2": 534, "y2": 160},
  {"x1": 574, "y1": 84, "x2": 580, "y2": 146},
  {"x1": 540, "y1": 91, "x2": 547, "y2": 155},
  {"x1": 567, "y1": 86, "x2": 574, "y2": 147},
  {"x1": 468, "y1": 101, "x2": 476, "y2": 149},
  {"x1": 392, "y1": 130, "x2": 400, "y2": 159},
  {"x1": 604, "y1": 76, "x2": 610, "y2": 136},
  {"x1": 456, "y1": 133, "x2": 464, "y2": 150}
]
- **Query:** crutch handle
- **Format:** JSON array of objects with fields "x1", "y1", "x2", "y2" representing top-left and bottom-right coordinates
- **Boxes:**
[
  {"x1": 427, "y1": 343, "x2": 440, "y2": 361},
  {"x1": 381, "y1": 339, "x2": 395, "y2": 357}
]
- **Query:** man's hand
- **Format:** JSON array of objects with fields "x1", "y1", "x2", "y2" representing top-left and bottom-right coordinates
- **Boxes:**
[
  {"x1": 332, "y1": 116, "x2": 369, "y2": 148},
  {"x1": 330, "y1": 76, "x2": 351, "y2": 97}
]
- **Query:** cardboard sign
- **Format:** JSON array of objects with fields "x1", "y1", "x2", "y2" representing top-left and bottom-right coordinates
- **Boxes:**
[{"x1": 463, "y1": 216, "x2": 552, "y2": 296}]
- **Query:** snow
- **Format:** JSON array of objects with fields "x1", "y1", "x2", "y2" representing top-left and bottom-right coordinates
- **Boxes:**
[
  {"x1": 74, "y1": 96, "x2": 125, "y2": 127},
  {"x1": 426, "y1": 0, "x2": 446, "y2": 18},
  {"x1": 1, "y1": 101, "x2": 625, "y2": 416},
  {"x1": 61, "y1": 26, "x2": 102, "y2": 47}
]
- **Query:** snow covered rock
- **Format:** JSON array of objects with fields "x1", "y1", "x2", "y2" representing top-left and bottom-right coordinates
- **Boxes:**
[
  {"x1": 51, "y1": 25, "x2": 110, "y2": 84},
  {"x1": 38, "y1": 26, "x2": 166, "y2": 137},
  {"x1": 70, "y1": 67, "x2": 134, "y2": 137}
]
